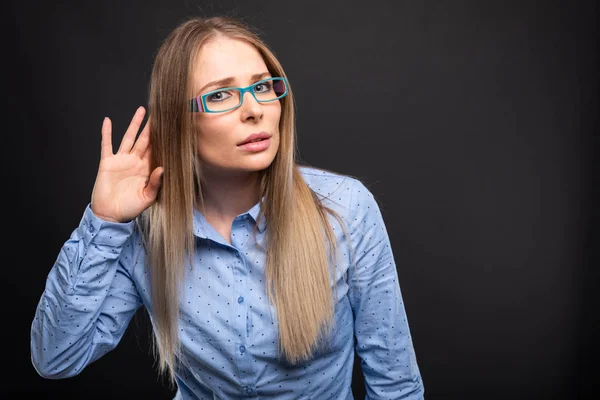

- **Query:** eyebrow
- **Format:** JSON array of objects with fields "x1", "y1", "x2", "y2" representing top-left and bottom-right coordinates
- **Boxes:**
[{"x1": 197, "y1": 72, "x2": 272, "y2": 95}]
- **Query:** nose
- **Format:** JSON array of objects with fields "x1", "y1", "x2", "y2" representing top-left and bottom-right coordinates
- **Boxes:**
[{"x1": 239, "y1": 91, "x2": 263, "y2": 121}]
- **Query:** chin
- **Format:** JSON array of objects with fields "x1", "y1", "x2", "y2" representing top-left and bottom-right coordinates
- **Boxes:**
[{"x1": 243, "y1": 159, "x2": 275, "y2": 172}]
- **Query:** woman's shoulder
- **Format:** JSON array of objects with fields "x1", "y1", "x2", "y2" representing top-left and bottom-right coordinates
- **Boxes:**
[
  {"x1": 299, "y1": 163, "x2": 354, "y2": 189},
  {"x1": 297, "y1": 164, "x2": 371, "y2": 212}
]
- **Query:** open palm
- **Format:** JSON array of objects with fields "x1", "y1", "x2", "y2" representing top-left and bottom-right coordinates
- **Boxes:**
[{"x1": 91, "y1": 106, "x2": 164, "y2": 223}]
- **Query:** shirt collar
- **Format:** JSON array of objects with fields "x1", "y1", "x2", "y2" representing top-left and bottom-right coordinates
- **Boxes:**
[
  {"x1": 192, "y1": 195, "x2": 266, "y2": 239},
  {"x1": 247, "y1": 196, "x2": 267, "y2": 233}
]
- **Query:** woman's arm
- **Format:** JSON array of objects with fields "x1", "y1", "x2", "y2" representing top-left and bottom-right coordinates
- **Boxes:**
[
  {"x1": 30, "y1": 203, "x2": 143, "y2": 378},
  {"x1": 348, "y1": 179, "x2": 425, "y2": 400}
]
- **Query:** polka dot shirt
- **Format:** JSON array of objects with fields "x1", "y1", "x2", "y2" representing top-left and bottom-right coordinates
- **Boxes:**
[{"x1": 31, "y1": 165, "x2": 424, "y2": 399}]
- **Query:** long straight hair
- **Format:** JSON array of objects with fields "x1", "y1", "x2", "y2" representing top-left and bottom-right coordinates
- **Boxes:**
[{"x1": 135, "y1": 15, "x2": 357, "y2": 387}]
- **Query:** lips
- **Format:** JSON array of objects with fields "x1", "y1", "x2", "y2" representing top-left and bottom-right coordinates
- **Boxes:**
[{"x1": 238, "y1": 132, "x2": 271, "y2": 146}]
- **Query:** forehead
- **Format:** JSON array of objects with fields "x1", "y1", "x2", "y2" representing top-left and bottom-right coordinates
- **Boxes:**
[{"x1": 193, "y1": 37, "x2": 268, "y2": 87}]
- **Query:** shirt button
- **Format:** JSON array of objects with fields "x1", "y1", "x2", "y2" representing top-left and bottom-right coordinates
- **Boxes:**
[
  {"x1": 239, "y1": 345, "x2": 246, "y2": 353},
  {"x1": 245, "y1": 386, "x2": 253, "y2": 394},
  {"x1": 237, "y1": 296, "x2": 244, "y2": 304},
  {"x1": 88, "y1": 225, "x2": 95, "y2": 233}
]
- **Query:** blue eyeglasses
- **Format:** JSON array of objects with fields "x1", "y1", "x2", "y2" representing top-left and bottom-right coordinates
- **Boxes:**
[{"x1": 190, "y1": 77, "x2": 289, "y2": 113}]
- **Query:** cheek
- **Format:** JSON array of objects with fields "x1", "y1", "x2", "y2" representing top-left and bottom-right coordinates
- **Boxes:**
[
  {"x1": 194, "y1": 121, "x2": 235, "y2": 162},
  {"x1": 270, "y1": 107, "x2": 282, "y2": 148},
  {"x1": 268, "y1": 104, "x2": 283, "y2": 131},
  {"x1": 196, "y1": 117, "x2": 234, "y2": 145}
]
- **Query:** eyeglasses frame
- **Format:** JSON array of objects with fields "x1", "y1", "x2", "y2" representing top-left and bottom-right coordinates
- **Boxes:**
[{"x1": 190, "y1": 77, "x2": 289, "y2": 113}]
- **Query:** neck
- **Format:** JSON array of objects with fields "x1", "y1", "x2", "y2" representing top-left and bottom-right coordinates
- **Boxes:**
[{"x1": 197, "y1": 167, "x2": 262, "y2": 222}]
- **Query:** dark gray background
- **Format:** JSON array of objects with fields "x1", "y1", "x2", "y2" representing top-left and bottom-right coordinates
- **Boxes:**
[{"x1": 5, "y1": 0, "x2": 598, "y2": 399}]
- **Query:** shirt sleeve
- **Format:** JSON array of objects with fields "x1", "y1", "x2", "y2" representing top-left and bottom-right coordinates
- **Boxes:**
[
  {"x1": 30, "y1": 203, "x2": 144, "y2": 379},
  {"x1": 347, "y1": 180, "x2": 425, "y2": 400}
]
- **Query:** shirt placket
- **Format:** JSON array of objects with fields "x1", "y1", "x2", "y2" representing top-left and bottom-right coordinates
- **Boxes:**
[{"x1": 231, "y1": 216, "x2": 256, "y2": 397}]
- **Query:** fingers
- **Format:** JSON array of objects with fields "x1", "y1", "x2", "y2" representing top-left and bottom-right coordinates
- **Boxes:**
[
  {"x1": 141, "y1": 141, "x2": 152, "y2": 165},
  {"x1": 118, "y1": 106, "x2": 146, "y2": 154},
  {"x1": 131, "y1": 117, "x2": 150, "y2": 158},
  {"x1": 100, "y1": 117, "x2": 113, "y2": 160}
]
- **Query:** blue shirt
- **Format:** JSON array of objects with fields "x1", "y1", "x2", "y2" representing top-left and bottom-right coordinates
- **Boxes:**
[{"x1": 31, "y1": 166, "x2": 424, "y2": 399}]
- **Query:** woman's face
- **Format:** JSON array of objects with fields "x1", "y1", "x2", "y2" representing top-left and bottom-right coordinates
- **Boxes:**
[{"x1": 192, "y1": 37, "x2": 281, "y2": 177}]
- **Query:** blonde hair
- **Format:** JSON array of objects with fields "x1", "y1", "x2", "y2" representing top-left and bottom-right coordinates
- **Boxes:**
[{"x1": 135, "y1": 15, "x2": 358, "y2": 387}]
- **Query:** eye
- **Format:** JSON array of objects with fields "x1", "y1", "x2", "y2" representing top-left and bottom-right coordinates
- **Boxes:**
[
  {"x1": 206, "y1": 90, "x2": 232, "y2": 102},
  {"x1": 254, "y1": 81, "x2": 273, "y2": 93}
]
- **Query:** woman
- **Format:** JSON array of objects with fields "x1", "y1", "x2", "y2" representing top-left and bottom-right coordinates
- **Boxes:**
[{"x1": 30, "y1": 15, "x2": 425, "y2": 399}]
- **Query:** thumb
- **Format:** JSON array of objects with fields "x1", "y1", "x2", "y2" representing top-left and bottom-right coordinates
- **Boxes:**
[{"x1": 145, "y1": 167, "x2": 164, "y2": 199}]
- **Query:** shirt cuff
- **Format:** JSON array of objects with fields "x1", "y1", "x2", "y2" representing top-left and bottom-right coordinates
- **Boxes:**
[{"x1": 79, "y1": 203, "x2": 136, "y2": 247}]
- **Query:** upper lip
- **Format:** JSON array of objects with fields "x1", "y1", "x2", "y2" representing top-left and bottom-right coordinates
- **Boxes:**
[{"x1": 237, "y1": 132, "x2": 271, "y2": 145}]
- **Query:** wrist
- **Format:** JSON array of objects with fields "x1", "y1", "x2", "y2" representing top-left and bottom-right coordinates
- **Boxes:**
[{"x1": 90, "y1": 206, "x2": 121, "y2": 223}]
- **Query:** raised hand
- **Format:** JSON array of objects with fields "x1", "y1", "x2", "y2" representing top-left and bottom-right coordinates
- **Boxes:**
[{"x1": 90, "y1": 106, "x2": 164, "y2": 223}]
